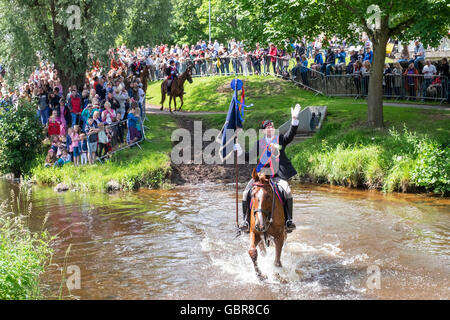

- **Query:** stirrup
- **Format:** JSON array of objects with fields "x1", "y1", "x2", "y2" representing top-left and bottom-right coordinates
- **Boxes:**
[
  {"x1": 285, "y1": 220, "x2": 296, "y2": 233},
  {"x1": 239, "y1": 221, "x2": 250, "y2": 233}
]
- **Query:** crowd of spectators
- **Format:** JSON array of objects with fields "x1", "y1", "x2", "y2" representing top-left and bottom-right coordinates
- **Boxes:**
[{"x1": 0, "y1": 47, "x2": 147, "y2": 168}]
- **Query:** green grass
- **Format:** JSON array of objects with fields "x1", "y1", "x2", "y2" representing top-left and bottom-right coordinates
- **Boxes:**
[
  {"x1": 31, "y1": 116, "x2": 176, "y2": 192},
  {"x1": 149, "y1": 75, "x2": 449, "y2": 194},
  {"x1": 0, "y1": 185, "x2": 54, "y2": 299}
]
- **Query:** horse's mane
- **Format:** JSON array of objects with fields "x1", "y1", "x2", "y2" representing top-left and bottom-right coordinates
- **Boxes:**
[{"x1": 254, "y1": 171, "x2": 271, "y2": 185}]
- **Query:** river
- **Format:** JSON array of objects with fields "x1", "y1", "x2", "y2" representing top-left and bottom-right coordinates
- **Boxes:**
[{"x1": 0, "y1": 179, "x2": 449, "y2": 300}]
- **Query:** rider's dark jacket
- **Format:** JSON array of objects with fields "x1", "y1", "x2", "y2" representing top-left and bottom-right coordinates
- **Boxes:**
[
  {"x1": 166, "y1": 65, "x2": 178, "y2": 79},
  {"x1": 244, "y1": 122, "x2": 298, "y2": 181}
]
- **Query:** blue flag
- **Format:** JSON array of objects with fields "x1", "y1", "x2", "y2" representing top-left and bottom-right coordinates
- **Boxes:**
[{"x1": 218, "y1": 79, "x2": 252, "y2": 161}]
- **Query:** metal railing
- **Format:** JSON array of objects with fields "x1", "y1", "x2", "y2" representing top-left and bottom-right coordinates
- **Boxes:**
[
  {"x1": 84, "y1": 114, "x2": 147, "y2": 163},
  {"x1": 145, "y1": 55, "x2": 449, "y2": 103}
]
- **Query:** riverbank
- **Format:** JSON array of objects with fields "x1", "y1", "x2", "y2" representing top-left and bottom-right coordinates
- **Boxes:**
[
  {"x1": 148, "y1": 75, "x2": 449, "y2": 195},
  {"x1": 0, "y1": 183, "x2": 53, "y2": 299},
  {"x1": 31, "y1": 116, "x2": 175, "y2": 192}
]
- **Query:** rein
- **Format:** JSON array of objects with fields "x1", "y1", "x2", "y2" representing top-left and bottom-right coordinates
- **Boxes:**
[{"x1": 252, "y1": 181, "x2": 277, "y2": 233}]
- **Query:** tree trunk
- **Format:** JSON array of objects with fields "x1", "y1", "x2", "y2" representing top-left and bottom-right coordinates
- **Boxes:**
[
  {"x1": 367, "y1": 30, "x2": 389, "y2": 128},
  {"x1": 58, "y1": 68, "x2": 86, "y2": 97}
]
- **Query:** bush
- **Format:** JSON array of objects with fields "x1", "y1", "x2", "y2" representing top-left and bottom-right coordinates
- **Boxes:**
[
  {"x1": 0, "y1": 100, "x2": 44, "y2": 177},
  {"x1": 0, "y1": 184, "x2": 53, "y2": 299},
  {"x1": 411, "y1": 141, "x2": 450, "y2": 194},
  {"x1": 288, "y1": 125, "x2": 450, "y2": 195}
]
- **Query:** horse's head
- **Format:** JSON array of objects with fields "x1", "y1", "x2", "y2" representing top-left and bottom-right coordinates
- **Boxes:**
[
  {"x1": 251, "y1": 169, "x2": 274, "y2": 233},
  {"x1": 186, "y1": 65, "x2": 193, "y2": 84}
]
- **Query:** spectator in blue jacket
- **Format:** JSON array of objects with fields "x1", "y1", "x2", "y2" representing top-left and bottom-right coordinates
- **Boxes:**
[
  {"x1": 363, "y1": 47, "x2": 373, "y2": 64},
  {"x1": 311, "y1": 48, "x2": 323, "y2": 77}
]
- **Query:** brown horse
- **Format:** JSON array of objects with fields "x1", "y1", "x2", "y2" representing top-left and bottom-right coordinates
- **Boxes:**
[
  {"x1": 140, "y1": 65, "x2": 151, "y2": 93},
  {"x1": 248, "y1": 168, "x2": 287, "y2": 280},
  {"x1": 160, "y1": 65, "x2": 193, "y2": 113}
]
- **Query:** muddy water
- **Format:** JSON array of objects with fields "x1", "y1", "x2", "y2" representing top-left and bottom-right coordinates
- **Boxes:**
[{"x1": 0, "y1": 179, "x2": 449, "y2": 300}]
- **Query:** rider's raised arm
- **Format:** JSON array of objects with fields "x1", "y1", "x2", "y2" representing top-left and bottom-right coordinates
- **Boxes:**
[{"x1": 280, "y1": 120, "x2": 298, "y2": 147}]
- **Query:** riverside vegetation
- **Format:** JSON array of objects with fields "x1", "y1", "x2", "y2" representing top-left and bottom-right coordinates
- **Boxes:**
[{"x1": 0, "y1": 183, "x2": 53, "y2": 299}]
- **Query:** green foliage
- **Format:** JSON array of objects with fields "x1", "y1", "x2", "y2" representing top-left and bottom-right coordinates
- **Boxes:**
[
  {"x1": 0, "y1": 185, "x2": 54, "y2": 300},
  {"x1": 0, "y1": 100, "x2": 44, "y2": 177},
  {"x1": 119, "y1": 0, "x2": 172, "y2": 48},
  {"x1": 411, "y1": 140, "x2": 450, "y2": 194},
  {"x1": 0, "y1": 0, "x2": 129, "y2": 89},
  {"x1": 170, "y1": 0, "x2": 254, "y2": 45},
  {"x1": 289, "y1": 126, "x2": 450, "y2": 195}
]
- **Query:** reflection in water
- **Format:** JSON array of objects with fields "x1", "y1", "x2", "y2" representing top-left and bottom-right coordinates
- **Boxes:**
[{"x1": 0, "y1": 179, "x2": 449, "y2": 299}]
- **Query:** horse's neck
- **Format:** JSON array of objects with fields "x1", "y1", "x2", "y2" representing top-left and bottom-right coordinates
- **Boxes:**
[{"x1": 176, "y1": 73, "x2": 187, "y2": 87}]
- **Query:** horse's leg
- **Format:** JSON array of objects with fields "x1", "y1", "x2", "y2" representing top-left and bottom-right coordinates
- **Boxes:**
[
  {"x1": 274, "y1": 233, "x2": 285, "y2": 268},
  {"x1": 249, "y1": 232, "x2": 266, "y2": 280},
  {"x1": 258, "y1": 238, "x2": 267, "y2": 256},
  {"x1": 160, "y1": 88, "x2": 165, "y2": 111},
  {"x1": 178, "y1": 95, "x2": 184, "y2": 111},
  {"x1": 173, "y1": 96, "x2": 177, "y2": 112},
  {"x1": 169, "y1": 96, "x2": 172, "y2": 113}
]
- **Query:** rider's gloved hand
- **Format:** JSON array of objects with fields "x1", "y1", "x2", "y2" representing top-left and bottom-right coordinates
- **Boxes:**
[
  {"x1": 291, "y1": 104, "x2": 301, "y2": 126},
  {"x1": 234, "y1": 143, "x2": 243, "y2": 156}
]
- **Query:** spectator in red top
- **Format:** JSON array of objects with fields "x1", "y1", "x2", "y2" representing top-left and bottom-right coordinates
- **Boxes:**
[
  {"x1": 48, "y1": 110, "x2": 61, "y2": 137},
  {"x1": 269, "y1": 43, "x2": 278, "y2": 74},
  {"x1": 68, "y1": 88, "x2": 82, "y2": 127}
]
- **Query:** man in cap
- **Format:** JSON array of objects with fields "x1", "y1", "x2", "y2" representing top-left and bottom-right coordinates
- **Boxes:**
[
  {"x1": 234, "y1": 104, "x2": 301, "y2": 233},
  {"x1": 165, "y1": 59, "x2": 179, "y2": 95}
]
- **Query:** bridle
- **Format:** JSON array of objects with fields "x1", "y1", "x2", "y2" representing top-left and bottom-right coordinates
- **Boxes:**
[{"x1": 252, "y1": 181, "x2": 276, "y2": 233}]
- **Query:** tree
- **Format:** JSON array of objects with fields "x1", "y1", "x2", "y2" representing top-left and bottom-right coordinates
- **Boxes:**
[
  {"x1": 0, "y1": 0, "x2": 128, "y2": 94},
  {"x1": 0, "y1": 100, "x2": 44, "y2": 178},
  {"x1": 237, "y1": 0, "x2": 450, "y2": 128},
  {"x1": 119, "y1": 0, "x2": 172, "y2": 49},
  {"x1": 170, "y1": 0, "x2": 254, "y2": 45}
]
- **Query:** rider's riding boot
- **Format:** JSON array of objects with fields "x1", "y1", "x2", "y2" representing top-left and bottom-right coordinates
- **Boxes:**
[
  {"x1": 284, "y1": 198, "x2": 296, "y2": 233},
  {"x1": 239, "y1": 200, "x2": 250, "y2": 233}
]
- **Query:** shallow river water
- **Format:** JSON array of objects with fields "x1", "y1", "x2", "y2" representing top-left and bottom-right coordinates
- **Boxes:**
[{"x1": 1, "y1": 179, "x2": 449, "y2": 299}]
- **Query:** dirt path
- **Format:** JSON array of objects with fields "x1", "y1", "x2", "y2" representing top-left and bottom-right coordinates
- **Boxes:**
[
  {"x1": 169, "y1": 115, "x2": 253, "y2": 185},
  {"x1": 146, "y1": 103, "x2": 227, "y2": 116}
]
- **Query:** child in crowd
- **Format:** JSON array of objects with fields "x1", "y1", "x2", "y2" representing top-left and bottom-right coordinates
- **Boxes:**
[
  {"x1": 127, "y1": 106, "x2": 142, "y2": 144},
  {"x1": 86, "y1": 117, "x2": 99, "y2": 164},
  {"x1": 55, "y1": 149, "x2": 71, "y2": 167},
  {"x1": 58, "y1": 135, "x2": 67, "y2": 157},
  {"x1": 45, "y1": 149, "x2": 57, "y2": 167},
  {"x1": 80, "y1": 133, "x2": 88, "y2": 165},
  {"x1": 58, "y1": 98, "x2": 67, "y2": 136},
  {"x1": 70, "y1": 125, "x2": 81, "y2": 166},
  {"x1": 48, "y1": 110, "x2": 61, "y2": 138},
  {"x1": 50, "y1": 135, "x2": 59, "y2": 154},
  {"x1": 97, "y1": 122, "x2": 109, "y2": 158},
  {"x1": 66, "y1": 127, "x2": 73, "y2": 159}
]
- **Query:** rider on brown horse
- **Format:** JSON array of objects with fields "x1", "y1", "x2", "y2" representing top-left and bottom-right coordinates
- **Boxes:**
[
  {"x1": 165, "y1": 59, "x2": 179, "y2": 95},
  {"x1": 234, "y1": 104, "x2": 302, "y2": 234}
]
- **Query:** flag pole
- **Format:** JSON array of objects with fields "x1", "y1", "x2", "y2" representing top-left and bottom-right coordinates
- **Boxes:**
[{"x1": 234, "y1": 68, "x2": 239, "y2": 229}]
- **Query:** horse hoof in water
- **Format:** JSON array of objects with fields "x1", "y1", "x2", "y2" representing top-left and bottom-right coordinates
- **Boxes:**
[
  {"x1": 257, "y1": 273, "x2": 268, "y2": 281},
  {"x1": 275, "y1": 261, "x2": 282, "y2": 268}
]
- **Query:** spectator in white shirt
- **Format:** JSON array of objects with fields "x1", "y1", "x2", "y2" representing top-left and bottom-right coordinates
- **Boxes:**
[{"x1": 421, "y1": 59, "x2": 436, "y2": 100}]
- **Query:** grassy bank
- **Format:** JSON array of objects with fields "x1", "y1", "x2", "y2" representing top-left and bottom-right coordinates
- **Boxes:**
[
  {"x1": 31, "y1": 116, "x2": 176, "y2": 192},
  {"x1": 148, "y1": 75, "x2": 449, "y2": 195},
  {"x1": 0, "y1": 186, "x2": 53, "y2": 299}
]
